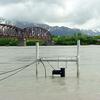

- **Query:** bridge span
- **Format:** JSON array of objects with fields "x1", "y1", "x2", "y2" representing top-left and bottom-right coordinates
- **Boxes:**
[{"x1": 0, "y1": 24, "x2": 52, "y2": 46}]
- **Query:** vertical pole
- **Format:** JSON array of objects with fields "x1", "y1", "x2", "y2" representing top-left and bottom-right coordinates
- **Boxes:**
[
  {"x1": 58, "y1": 56, "x2": 60, "y2": 68},
  {"x1": 77, "y1": 40, "x2": 80, "y2": 78},
  {"x1": 36, "y1": 42, "x2": 39, "y2": 77},
  {"x1": 24, "y1": 38, "x2": 26, "y2": 46},
  {"x1": 65, "y1": 57, "x2": 68, "y2": 68}
]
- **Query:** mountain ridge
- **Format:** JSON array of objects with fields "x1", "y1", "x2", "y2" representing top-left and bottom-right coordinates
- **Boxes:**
[{"x1": 0, "y1": 17, "x2": 100, "y2": 36}]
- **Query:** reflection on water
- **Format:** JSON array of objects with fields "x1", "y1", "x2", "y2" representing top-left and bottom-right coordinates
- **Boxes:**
[{"x1": 0, "y1": 46, "x2": 100, "y2": 100}]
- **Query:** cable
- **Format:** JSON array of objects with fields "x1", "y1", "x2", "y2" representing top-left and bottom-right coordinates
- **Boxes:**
[
  {"x1": 0, "y1": 60, "x2": 36, "y2": 75},
  {"x1": 39, "y1": 59, "x2": 47, "y2": 77},
  {"x1": 0, "y1": 60, "x2": 37, "y2": 82},
  {"x1": 40, "y1": 57, "x2": 55, "y2": 70},
  {"x1": 0, "y1": 67, "x2": 25, "y2": 82},
  {"x1": 46, "y1": 61, "x2": 55, "y2": 70}
]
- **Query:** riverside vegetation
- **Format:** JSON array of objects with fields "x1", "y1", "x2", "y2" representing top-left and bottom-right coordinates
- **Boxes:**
[
  {"x1": 52, "y1": 33, "x2": 100, "y2": 45},
  {"x1": 0, "y1": 33, "x2": 100, "y2": 46}
]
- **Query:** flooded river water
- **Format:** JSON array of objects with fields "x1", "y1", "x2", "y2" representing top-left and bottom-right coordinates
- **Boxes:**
[{"x1": 0, "y1": 45, "x2": 100, "y2": 100}]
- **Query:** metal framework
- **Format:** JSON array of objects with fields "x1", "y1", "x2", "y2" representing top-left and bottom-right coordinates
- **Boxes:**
[
  {"x1": 0, "y1": 24, "x2": 52, "y2": 44},
  {"x1": 35, "y1": 40, "x2": 80, "y2": 78},
  {"x1": 0, "y1": 24, "x2": 23, "y2": 38}
]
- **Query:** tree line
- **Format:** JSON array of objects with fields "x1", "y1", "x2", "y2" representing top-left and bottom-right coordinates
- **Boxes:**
[
  {"x1": 52, "y1": 33, "x2": 100, "y2": 45},
  {"x1": 0, "y1": 33, "x2": 100, "y2": 46}
]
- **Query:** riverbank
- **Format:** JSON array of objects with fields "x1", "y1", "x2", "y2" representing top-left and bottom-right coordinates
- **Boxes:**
[{"x1": 0, "y1": 34, "x2": 100, "y2": 46}]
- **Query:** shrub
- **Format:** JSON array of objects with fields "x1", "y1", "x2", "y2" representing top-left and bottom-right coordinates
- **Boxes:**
[
  {"x1": 26, "y1": 39, "x2": 46, "y2": 46},
  {"x1": 0, "y1": 38, "x2": 18, "y2": 46}
]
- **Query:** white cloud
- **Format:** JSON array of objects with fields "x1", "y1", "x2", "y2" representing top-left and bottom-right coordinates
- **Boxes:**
[{"x1": 0, "y1": 0, "x2": 100, "y2": 29}]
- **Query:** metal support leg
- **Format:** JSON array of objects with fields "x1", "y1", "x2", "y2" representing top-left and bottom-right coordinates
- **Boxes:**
[
  {"x1": 77, "y1": 58, "x2": 79, "y2": 78},
  {"x1": 40, "y1": 59, "x2": 47, "y2": 78},
  {"x1": 36, "y1": 60, "x2": 38, "y2": 77},
  {"x1": 36, "y1": 42, "x2": 39, "y2": 77},
  {"x1": 77, "y1": 40, "x2": 80, "y2": 78}
]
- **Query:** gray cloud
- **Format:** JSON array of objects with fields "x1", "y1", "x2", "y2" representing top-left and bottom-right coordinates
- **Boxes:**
[
  {"x1": 0, "y1": 0, "x2": 100, "y2": 29},
  {"x1": 0, "y1": 0, "x2": 24, "y2": 5}
]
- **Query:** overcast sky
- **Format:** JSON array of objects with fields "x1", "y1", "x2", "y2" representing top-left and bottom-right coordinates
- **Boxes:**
[{"x1": 0, "y1": 0, "x2": 100, "y2": 29}]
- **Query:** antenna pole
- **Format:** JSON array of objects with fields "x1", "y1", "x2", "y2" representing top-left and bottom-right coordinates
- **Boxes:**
[
  {"x1": 36, "y1": 42, "x2": 39, "y2": 77},
  {"x1": 77, "y1": 40, "x2": 80, "y2": 78}
]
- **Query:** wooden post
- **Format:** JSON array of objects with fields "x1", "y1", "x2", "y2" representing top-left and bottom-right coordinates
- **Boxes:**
[
  {"x1": 36, "y1": 42, "x2": 39, "y2": 77},
  {"x1": 77, "y1": 40, "x2": 80, "y2": 78}
]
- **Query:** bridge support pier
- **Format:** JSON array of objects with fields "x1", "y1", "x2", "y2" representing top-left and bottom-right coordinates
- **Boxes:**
[{"x1": 18, "y1": 38, "x2": 26, "y2": 46}]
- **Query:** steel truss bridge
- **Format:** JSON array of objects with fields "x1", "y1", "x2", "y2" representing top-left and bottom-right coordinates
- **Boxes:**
[{"x1": 0, "y1": 24, "x2": 52, "y2": 45}]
